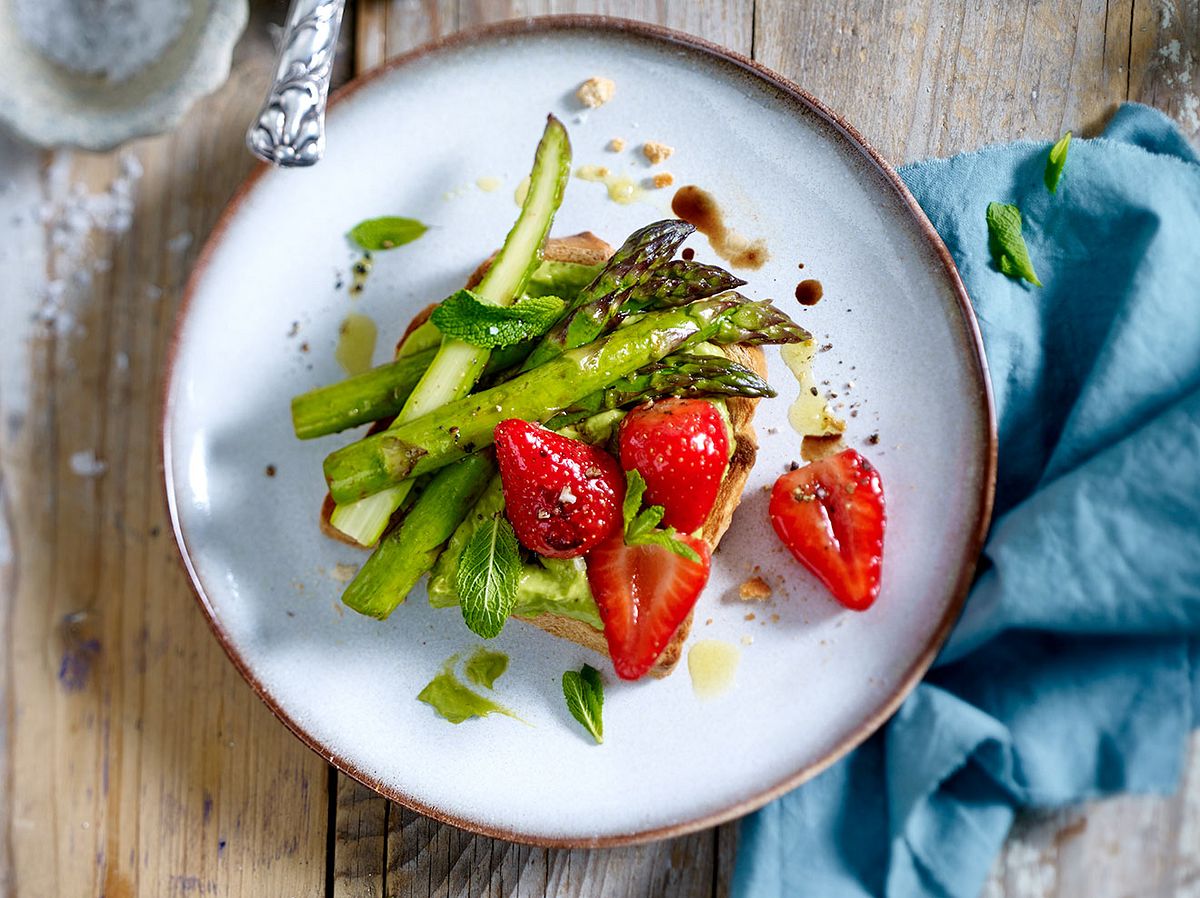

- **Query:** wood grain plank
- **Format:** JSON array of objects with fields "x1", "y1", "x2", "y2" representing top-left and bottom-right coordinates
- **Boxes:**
[
  {"x1": 356, "y1": 0, "x2": 460, "y2": 74},
  {"x1": 0, "y1": 130, "x2": 47, "y2": 898},
  {"x1": 0, "y1": 11, "x2": 330, "y2": 898},
  {"x1": 754, "y1": 0, "x2": 1140, "y2": 163},
  {"x1": 335, "y1": 778, "x2": 389, "y2": 897},
  {"x1": 1130, "y1": 0, "x2": 1200, "y2": 139}
]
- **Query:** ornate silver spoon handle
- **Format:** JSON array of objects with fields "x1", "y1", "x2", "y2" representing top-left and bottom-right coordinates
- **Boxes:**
[{"x1": 246, "y1": 0, "x2": 347, "y2": 167}]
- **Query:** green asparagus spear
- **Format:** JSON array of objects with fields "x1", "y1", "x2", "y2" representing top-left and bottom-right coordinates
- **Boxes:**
[
  {"x1": 323, "y1": 296, "x2": 798, "y2": 503},
  {"x1": 566, "y1": 352, "x2": 774, "y2": 416},
  {"x1": 522, "y1": 220, "x2": 695, "y2": 370},
  {"x1": 341, "y1": 451, "x2": 497, "y2": 618},
  {"x1": 394, "y1": 319, "x2": 442, "y2": 358},
  {"x1": 328, "y1": 115, "x2": 572, "y2": 546},
  {"x1": 708, "y1": 296, "x2": 809, "y2": 345},
  {"x1": 623, "y1": 259, "x2": 746, "y2": 309},
  {"x1": 291, "y1": 341, "x2": 537, "y2": 439},
  {"x1": 291, "y1": 348, "x2": 437, "y2": 439}
]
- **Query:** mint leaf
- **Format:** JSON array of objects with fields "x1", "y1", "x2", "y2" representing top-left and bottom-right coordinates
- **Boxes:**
[
  {"x1": 430, "y1": 290, "x2": 566, "y2": 348},
  {"x1": 620, "y1": 470, "x2": 702, "y2": 563},
  {"x1": 986, "y1": 202, "x2": 1042, "y2": 287},
  {"x1": 1044, "y1": 131, "x2": 1071, "y2": 193},
  {"x1": 626, "y1": 502, "x2": 665, "y2": 543},
  {"x1": 632, "y1": 529, "x2": 702, "y2": 562},
  {"x1": 456, "y1": 513, "x2": 522, "y2": 638},
  {"x1": 464, "y1": 647, "x2": 509, "y2": 689},
  {"x1": 562, "y1": 664, "x2": 604, "y2": 743},
  {"x1": 622, "y1": 467, "x2": 647, "y2": 526},
  {"x1": 347, "y1": 216, "x2": 428, "y2": 251}
]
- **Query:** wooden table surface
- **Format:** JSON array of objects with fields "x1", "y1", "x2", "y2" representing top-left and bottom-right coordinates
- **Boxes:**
[{"x1": 1, "y1": 1, "x2": 1197, "y2": 896}]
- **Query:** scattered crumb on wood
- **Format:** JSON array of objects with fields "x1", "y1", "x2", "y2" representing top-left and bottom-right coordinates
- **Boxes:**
[
  {"x1": 642, "y1": 141, "x2": 674, "y2": 164},
  {"x1": 577, "y1": 77, "x2": 615, "y2": 108},
  {"x1": 1054, "y1": 816, "x2": 1089, "y2": 847},
  {"x1": 739, "y1": 576, "x2": 773, "y2": 601},
  {"x1": 607, "y1": 137, "x2": 625, "y2": 152}
]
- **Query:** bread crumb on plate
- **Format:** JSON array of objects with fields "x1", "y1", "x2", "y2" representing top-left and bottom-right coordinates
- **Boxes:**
[
  {"x1": 577, "y1": 77, "x2": 615, "y2": 108},
  {"x1": 651, "y1": 172, "x2": 675, "y2": 189},
  {"x1": 607, "y1": 137, "x2": 626, "y2": 152},
  {"x1": 739, "y1": 576, "x2": 773, "y2": 600},
  {"x1": 642, "y1": 140, "x2": 674, "y2": 164},
  {"x1": 329, "y1": 562, "x2": 358, "y2": 584}
]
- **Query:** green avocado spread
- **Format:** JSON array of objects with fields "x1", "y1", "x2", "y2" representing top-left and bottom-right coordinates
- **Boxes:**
[
  {"x1": 524, "y1": 259, "x2": 604, "y2": 298},
  {"x1": 464, "y1": 647, "x2": 509, "y2": 689},
  {"x1": 428, "y1": 477, "x2": 604, "y2": 629},
  {"x1": 417, "y1": 654, "x2": 517, "y2": 724}
]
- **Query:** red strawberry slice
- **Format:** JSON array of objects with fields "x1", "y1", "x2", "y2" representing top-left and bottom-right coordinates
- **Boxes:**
[
  {"x1": 586, "y1": 530, "x2": 712, "y2": 680},
  {"x1": 618, "y1": 398, "x2": 729, "y2": 533},
  {"x1": 493, "y1": 419, "x2": 624, "y2": 558},
  {"x1": 769, "y1": 448, "x2": 886, "y2": 611}
]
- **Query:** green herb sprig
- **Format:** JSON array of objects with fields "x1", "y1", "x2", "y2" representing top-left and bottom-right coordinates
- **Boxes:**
[
  {"x1": 1044, "y1": 131, "x2": 1071, "y2": 193},
  {"x1": 622, "y1": 469, "x2": 701, "y2": 562},
  {"x1": 562, "y1": 664, "x2": 605, "y2": 743},
  {"x1": 986, "y1": 202, "x2": 1042, "y2": 287},
  {"x1": 431, "y1": 289, "x2": 566, "y2": 348},
  {"x1": 456, "y1": 513, "x2": 523, "y2": 638},
  {"x1": 347, "y1": 216, "x2": 428, "y2": 251}
]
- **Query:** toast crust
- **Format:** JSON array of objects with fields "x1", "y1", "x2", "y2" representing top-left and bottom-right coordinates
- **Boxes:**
[{"x1": 324, "y1": 232, "x2": 763, "y2": 678}]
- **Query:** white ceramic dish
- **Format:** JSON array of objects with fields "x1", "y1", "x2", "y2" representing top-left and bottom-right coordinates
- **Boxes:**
[
  {"x1": 0, "y1": 0, "x2": 248, "y2": 150},
  {"x1": 164, "y1": 18, "x2": 995, "y2": 845}
]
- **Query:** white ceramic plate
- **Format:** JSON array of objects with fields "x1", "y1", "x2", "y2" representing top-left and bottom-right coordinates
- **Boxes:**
[{"x1": 165, "y1": 18, "x2": 994, "y2": 845}]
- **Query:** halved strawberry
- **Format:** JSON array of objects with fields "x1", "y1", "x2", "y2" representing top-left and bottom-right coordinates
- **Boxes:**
[
  {"x1": 769, "y1": 448, "x2": 885, "y2": 610},
  {"x1": 618, "y1": 398, "x2": 729, "y2": 533},
  {"x1": 493, "y1": 419, "x2": 624, "y2": 558},
  {"x1": 586, "y1": 530, "x2": 712, "y2": 680}
]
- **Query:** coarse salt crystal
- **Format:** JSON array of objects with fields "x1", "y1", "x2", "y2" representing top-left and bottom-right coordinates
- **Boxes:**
[{"x1": 69, "y1": 450, "x2": 107, "y2": 477}]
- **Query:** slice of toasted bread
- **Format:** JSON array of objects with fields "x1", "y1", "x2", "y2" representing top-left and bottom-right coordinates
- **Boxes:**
[{"x1": 324, "y1": 232, "x2": 763, "y2": 678}]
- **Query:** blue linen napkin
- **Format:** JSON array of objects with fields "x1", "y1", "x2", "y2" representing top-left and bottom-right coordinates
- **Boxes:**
[{"x1": 733, "y1": 103, "x2": 1200, "y2": 898}]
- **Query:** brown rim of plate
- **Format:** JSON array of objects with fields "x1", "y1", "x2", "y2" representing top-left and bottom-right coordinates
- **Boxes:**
[{"x1": 162, "y1": 15, "x2": 998, "y2": 848}]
